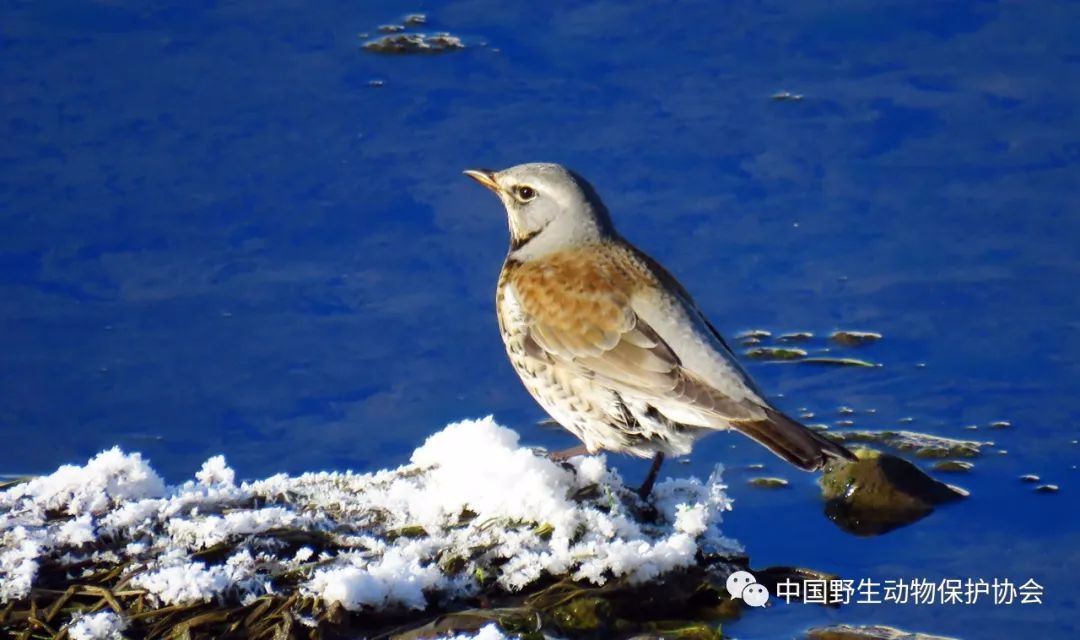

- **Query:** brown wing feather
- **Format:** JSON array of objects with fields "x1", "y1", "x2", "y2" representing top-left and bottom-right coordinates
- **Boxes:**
[
  {"x1": 508, "y1": 246, "x2": 856, "y2": 469},
  {"x1": 509, "y1": 249, "x2": 761, "y2": 423}
]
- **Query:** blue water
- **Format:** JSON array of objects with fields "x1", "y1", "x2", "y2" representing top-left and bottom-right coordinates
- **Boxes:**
[{"x1": 2, "y1": 1, "x2": 1077, "y2": 637}]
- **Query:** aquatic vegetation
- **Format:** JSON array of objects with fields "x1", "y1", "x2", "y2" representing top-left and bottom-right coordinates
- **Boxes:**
[
  {"x1": 820, "y1": 449, "x2": 967, "y2": 536},
  {"x1": 747, "y1": 477, "x2": 789, "y2": 489},
  {"x1": 930, "y1": 461, "x2": 974, "y2": 473},
  {"x1": 828, "y1": 331, "x2": 883, "y2": 347},
  {"x1": 807, "y1": 624, "x2": 959, "y2": 639},
  {"x1": 824, "y1": 430, "x2": 992, "y2": 459},
  {"x1": 364, "y1": 33, "x2": 466, "y2": 54},
  {"x1": 744, "y1": 346, "x2": 807, "y2": 361}
]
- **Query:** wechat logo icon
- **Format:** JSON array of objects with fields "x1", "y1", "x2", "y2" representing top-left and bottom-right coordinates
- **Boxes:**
[{"x1": 726, "y1": 570, "x2": 770, "y2": 607}]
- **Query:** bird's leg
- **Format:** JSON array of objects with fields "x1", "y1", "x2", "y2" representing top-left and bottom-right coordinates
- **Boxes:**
[
  {"x1": 637, "y1": 452, "x2": 666, "y2": 499},
  {"x1": 548, "y1": 444, "x2": 589, "y2": 462}
]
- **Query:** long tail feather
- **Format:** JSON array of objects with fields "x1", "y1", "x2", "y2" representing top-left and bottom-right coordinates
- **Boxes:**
[{"x1": 733, "y1": 408, "x2": 856, "y2": 471}]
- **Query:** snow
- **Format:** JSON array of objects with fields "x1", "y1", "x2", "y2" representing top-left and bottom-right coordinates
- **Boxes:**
[
  {"x1": 68, "y1": 610, "x2": 127, "y2": 640},
  {"x1": 442, "y1": 624, "x2": 510, "y2": 640},
  {"x1": 0, "y1": 417, "x2": 740, "y2": 620}
]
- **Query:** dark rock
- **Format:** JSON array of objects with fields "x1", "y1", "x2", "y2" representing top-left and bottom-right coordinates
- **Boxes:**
[{"x1": 820, "y1": 449, "x2": 967, "y2": 536}]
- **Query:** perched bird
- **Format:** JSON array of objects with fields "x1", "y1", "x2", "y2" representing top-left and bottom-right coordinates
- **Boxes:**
[{"x1": 464, "y1": 163, "x2": 854, "y2": 495}]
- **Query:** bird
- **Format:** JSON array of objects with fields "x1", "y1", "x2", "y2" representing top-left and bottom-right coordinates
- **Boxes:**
[{"x1": 464, "y1": 163, "x2": 855, "y2": 496}]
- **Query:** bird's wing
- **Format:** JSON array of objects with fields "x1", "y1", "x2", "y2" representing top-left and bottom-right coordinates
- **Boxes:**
[
  {"x1": 506, "y1": 244, "x2": 854, "y2": 470},
  {"x1": 506, "y1": 248, "x2": 765, "y2": 425}
]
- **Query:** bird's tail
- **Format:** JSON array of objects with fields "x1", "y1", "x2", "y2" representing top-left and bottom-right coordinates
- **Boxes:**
[{"x1": 733, "y1": 408, "x2": 856, "y2": 471}]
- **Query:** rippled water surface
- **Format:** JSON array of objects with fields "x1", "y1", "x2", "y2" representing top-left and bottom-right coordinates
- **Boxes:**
[{"x1": 2, "y1": 1, "x2": 1078, "y2": 637}]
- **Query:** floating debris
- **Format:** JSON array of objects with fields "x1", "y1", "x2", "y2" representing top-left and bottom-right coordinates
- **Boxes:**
[
  {"x1": 404, "y1": 13, "x2": 427, "y2": 26},
  {"x1": 748, "y1": 477, "x2": 789, "y2": 489},
  {"x1": 744, "y1": 347, "x2": 807, "y2": 361},
  {"x1": 825, "y1": 430, "x2": 992, "y2": 459},
  {"x1": 776, "y1": 332, "x2": 813, "y2": 343},
  {"x1": 829, "y1": 331, "x2": 883, "y2": 347},
  {"x1": 989, "y1": 421, "x2": 1011, "y2": 429},
  {"x1": 770, "y1": 91, "x2": 804, "y2": 102},
  {"x1": 838, "y1": 407, "x2": 855, "y2": 415},
  {"x1": 1020, "y1": 474, "x2": 1041, "y2": 483},
  {"x1": 836, "y1": 420, "x2": 855, "y2": 427},
  {"x1": 740, "y1": 336, "x2": 763, "y2": 346},
  {"x1": 932, "y1": 461, "x2": 974, "y2": 473},
  {"x1": 800, "y1": 412, "x2": 815, "y2": 420},
  {"x1": 378, "y1": 24, "x2": 406, "y2": 33},
  {"x1": 899, "y1": 417, "x2": 914, "y2": 424},
  {"x1": 807, "y1": 624, "x2": 959, "y2": 640},
  {"x1": 367, "y1": 79, "x2": 385, "y2": 87},
  {"x1": 1035, "y1": 484, "x2": 1059, "y2": 493},
  {"x1": 363, "y1": 32, "x2": 465, "y2": 54},
  {"x1": 821, "y1": 449, "x2": 967, "y2": 536},
  {"x1": 736, "y1": 329, "x2": 772, "y2": 340}
]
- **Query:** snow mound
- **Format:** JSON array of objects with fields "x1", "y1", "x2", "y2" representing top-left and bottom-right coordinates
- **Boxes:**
[{"x1": 0, "y1": 417, "x2": 740, "y2": 615}]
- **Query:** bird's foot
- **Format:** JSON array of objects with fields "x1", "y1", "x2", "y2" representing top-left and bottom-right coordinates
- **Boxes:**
[
  {"x1": 547, "y1": 445, "x2": 589, "y2": 462},
  {"x1": 636, "y1": 452, "x2": 666, "y2": 500}
]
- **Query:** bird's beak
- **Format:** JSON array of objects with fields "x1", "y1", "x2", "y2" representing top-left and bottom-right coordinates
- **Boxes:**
[{"x1": 463, "y1": 169, "x2": 501, "y2": 193}]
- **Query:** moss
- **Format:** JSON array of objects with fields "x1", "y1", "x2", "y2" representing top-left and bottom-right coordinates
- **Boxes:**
[
  {"x1": 798, "y1": 357, "x2": 879, "y2": 368},
  {"x1": 748, "y1": 477, "x2": 789, "y2": 489},
  {"x1": 931, "y1": 461, "x2": 973, "y2": 473},
  {"x1": 828, "y1": 331, "x2": 882, "y2": 347},
  {"x1": 385, "y1": 524, "x2": 428, "y2": 541},
  {"x1": 807, "y1": 624, "x2": 959, "y2": 639},
  {"x1": 820, "y1": 449, "x2": 966, "y2": 535},
  {"x1": 551, "y1": 596, "x2": 613, "y2": 633},
  {"x1": 363, "y1": 33, "x2": 465, "y2": 54},
  {"x1": 826, "y1": 430, "x2": 990, "y2": 459},
  {"x1": 641, "y1": 620, "x2": 724, "y2": 639},
  {"x1": 744, "y1": 347, "x2": 807, "y2": 361}
]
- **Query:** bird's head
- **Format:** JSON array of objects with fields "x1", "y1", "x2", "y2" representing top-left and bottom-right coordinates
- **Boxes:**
[{"x1": 464, "y1": 163, "x2": 616, "y2": 257}]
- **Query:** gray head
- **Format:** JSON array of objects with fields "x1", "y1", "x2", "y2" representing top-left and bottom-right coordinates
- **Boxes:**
[{"x1": 464, "y1": 163, "x2": 616, "y2": 257}]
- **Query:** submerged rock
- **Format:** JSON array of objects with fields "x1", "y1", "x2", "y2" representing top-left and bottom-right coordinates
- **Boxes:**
[
  {"x1": 820, "y1": 449, "x2": 967, "y2": 535},
  {"x1": 829, "y1": 331, "x2": 883, "y2": 347},
  {"x1": 744, "y1": 346, "x2": 807, "y2": 361},
  {"x1": 931, "y1": 460, "x2": 974, "y2": 473},
  {"x1": 363, "y1": 32, "x2": 465, "y2": 54},
  {"x1": 807, "y1": 624, "x2": 959, "y2": 640},
  {"x1": 825, "y1": 430, "x2": 992, "y2": 459},
  {"x1": 748, "y1": 477, "x2": 789, "y2": 489}
]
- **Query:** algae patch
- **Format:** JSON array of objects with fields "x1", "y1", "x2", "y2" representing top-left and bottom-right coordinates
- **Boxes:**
[
  {"x1": 829, "y1": 331, "x2": 883, "y2": 347},
  {"x1": 820, "y1": 449, "x2": 967, "y2": 535},
  {"x1": 807, "y1": 624, "x2": 959, "y2": 640},
  {"x1": 825, "y1": 430, "x2": 992, "y2": 459}
]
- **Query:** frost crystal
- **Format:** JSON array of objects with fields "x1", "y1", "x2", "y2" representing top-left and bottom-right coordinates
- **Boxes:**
[{"x1": 0, "y1": 417, "x2": 740, "y2": 614}]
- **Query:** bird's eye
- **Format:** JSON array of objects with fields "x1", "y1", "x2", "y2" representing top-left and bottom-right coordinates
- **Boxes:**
[{"x1": 514, "y1": 185, "x2": 537, "y2": 202}]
